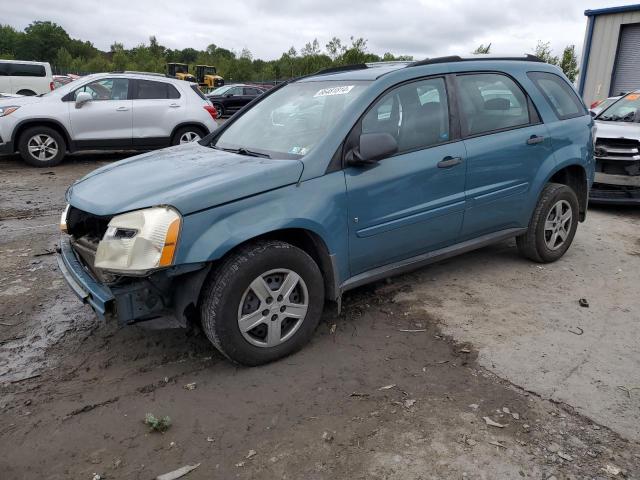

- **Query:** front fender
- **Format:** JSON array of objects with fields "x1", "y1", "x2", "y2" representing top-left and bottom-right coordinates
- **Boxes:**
[{"x1": 175, "y1": 171, "x2": 350, "y2": 283}]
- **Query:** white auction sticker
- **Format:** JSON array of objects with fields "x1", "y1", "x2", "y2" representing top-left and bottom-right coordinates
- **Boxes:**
[{"x1": 314, "y1": 85, "x2": 354, "y2": 97}]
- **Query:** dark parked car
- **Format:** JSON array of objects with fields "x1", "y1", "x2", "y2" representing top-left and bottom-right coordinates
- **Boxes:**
[{"x1": 206, "y1": 84, "x2": 266, "y2": 116}]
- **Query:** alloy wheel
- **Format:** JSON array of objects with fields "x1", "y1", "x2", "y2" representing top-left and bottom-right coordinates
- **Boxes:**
[
  {"x1": 179, "y1": 131, "x2": 201, "y2": 144},
  {"x1": 28, "y1": 134, "x2": 58, "y2": 162},
  {"x1": 544, "y1": 200, "x2": 572, "y2": 251},
  {"x1": 237, "y1": 269, "x2": 309, "y2": 348}
]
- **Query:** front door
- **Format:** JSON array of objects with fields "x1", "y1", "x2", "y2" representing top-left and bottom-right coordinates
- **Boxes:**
[
  {"x1": 68, "y1": 77, "x2": 132, "y2": 147},
  {"x1": 454, "y1": 72, "x2": 554, "y2": 238},
  {"x1": 345, "y1": 77, "x2": 467, "y2": 275}
]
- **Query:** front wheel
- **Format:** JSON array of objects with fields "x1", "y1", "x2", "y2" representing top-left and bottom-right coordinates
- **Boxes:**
[
  {"x1": 200, "y1": 240, "x2": 325, "y2": 366},
  {"x1": 212, "y1": 103, "x2": 224, "y2": 117},
  {"x1": 517, "y1": 183, "x2": 579, "y2": 263},
  {"x1": 18, "y1": 126, "x2": 66, "y2": 167}
]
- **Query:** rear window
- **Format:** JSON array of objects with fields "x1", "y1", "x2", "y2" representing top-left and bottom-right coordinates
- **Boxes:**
[
  {"x1": 135, "y1": 80, "x2": 180, "y2": 99},
  {"x1": 9, "y1": 63, "x2": 46, "y2": 77},
  {"x1": 527, "y1": 71, "x2": 586, "y2": 120}
]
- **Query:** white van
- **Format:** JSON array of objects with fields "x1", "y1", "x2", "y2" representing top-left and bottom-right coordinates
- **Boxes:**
[{"x1": 0, "y1": 60, "x2": 54, "y2": 96}]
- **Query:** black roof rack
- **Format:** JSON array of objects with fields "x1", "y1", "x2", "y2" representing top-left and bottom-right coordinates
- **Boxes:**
[{"x1": 409, "y1": 54, "x2": 544, "y2": 67}]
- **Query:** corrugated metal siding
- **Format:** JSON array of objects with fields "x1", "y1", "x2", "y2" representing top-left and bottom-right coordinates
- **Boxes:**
[
  {"x1": 582, "y1": 10, "x2": 640, "y2": 106},
  {"x1": 611, "y1": 23, "x2": 640, "y2": 96}
]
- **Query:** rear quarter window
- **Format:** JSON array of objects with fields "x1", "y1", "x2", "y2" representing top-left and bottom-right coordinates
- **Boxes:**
[{"x1": 527, "y1": 71, "x2": 586, "y2": 120}]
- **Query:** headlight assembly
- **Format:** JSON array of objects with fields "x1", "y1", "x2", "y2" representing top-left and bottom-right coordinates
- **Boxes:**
[{"x1": 94, "y1": 206, "x2": 181, "y2": 274}]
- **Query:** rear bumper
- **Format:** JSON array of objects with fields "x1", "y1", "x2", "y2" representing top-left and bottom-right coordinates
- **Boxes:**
[{"x1": 57, "y1": 236, "x2": 114, "y2": 318}]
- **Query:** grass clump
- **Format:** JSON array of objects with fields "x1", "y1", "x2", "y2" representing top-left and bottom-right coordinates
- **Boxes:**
[{"x1": 144, "y1": 413, "x2": 171, "y2": 432}]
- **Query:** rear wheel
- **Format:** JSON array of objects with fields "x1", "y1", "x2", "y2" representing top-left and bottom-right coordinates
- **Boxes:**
[
  {"x1": 517, "y1": 183, "x2": 579, "y2": 263},
  {"x1": 200, "y1": 240, "x2": 325, "y2": 366},
  {"x1": 18, "y1": 126, "x2": 66, "y2": 167},
  {"x1": 171, "y1": 126, "x2": 205, "y2": 145},
  {"x1": 212, "y1": 103, "x2": 224, "y2": 117}
]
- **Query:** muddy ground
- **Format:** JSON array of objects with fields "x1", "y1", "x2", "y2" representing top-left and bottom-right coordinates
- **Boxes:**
[{"x1": 1, "y1": 152, "x2": 639, "y2": 480}]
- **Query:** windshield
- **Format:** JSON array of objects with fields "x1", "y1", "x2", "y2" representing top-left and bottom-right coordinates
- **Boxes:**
[
  {"x1": 210, "y1": 85, "x2": 232, "y2": 95},
  {"x1": 213, "y1": 80, "x2": 371, "y2": 159},
  {"x1": 598, "y1": 92, "x2": 640, "y2": 122}
]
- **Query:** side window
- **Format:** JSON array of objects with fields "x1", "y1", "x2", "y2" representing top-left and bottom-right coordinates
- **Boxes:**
[
  {"x1": 527, "y1": 71, "x2": 586, "y2": 120},
  {"x1": 228, "y1": 87, "x2": 243, "y2": 96},
  {"x1": 456, "y1": 73, "x2": 531, "y2": 136},
  {"x1": 135, "y1": 80, "x2": 180, "y2": 99},
  {"x1": 244, "y1": 87, "x2": 261, "y2": 96},
  {"x1": 361, "y1": 77, "x2": 450, "y2": 153},
  {"x1": 75, "y1": 78, "x2": 129, "y2": 100},
  {"x1": 9, "y1": 63, "x2": 46, "y2": 77},
  {"x1": 0, "y1": 63, "x2": 9, "y2": 76}
]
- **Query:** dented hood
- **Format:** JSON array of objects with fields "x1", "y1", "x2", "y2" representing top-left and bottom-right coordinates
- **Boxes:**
[{"x1": 67, "y1": 143, "x2": 304, "y2": 216}]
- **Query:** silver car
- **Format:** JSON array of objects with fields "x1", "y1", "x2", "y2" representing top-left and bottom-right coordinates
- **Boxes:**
[
  {"x1": 0, "y1": 72, "x2": 218, "y2": 167},
  {"x1": 592, "y1": 90, "x2": 640, "y2": 204}
]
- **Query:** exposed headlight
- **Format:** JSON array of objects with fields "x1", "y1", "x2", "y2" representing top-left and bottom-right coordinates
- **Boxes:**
[
  {"x1": 95, "y1": 206, "x2": 181, "y2": 274},
  {"x1": 0, "y1": 106, "x2": 20, "y2": 117},
  {"x1": 60, "y1": 204, "x2": 70, "y2": 233}
]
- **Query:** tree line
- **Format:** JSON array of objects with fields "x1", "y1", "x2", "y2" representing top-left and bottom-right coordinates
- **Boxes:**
[{"x1": 0, "y1": 21, "x2": 579, "y2": 83}]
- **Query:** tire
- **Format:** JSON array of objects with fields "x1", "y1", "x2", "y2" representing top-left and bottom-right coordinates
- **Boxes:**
[
  {"x1": 18, "y1": 126, "x2": 66, "y2": 167},
  {"x1": 516, "y1": 183, "x2": 579, "y2": 263},
  {"x1": 200, "y1": 240, "x2": 325, "y2": 366},
  {"x1": 212, "y1": 103, "x2": 224, "y2": 117},
  {"x1": 171, "y1": 126, "x2": 205, "y2": 146},
  {"x1": 16, "y1": 90, "x2": 36, "y2": 96}
]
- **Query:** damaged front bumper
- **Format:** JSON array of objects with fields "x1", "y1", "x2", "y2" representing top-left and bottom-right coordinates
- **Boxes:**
[{"x1": 57, "y1": 236, "x2": 209, "y2": 326}]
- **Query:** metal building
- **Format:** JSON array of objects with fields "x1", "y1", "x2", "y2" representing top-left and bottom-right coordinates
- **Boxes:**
[{"x1": 579, "y1": 4, "x2": 640, "y2": 107}]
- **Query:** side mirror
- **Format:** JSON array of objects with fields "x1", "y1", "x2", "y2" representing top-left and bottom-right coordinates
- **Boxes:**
[
  {"x1": 225, "y1": 93, "x2": 233, "y2": 98},
  {"x1": 346, "y1": 132, "x2": 398, "y2": 166},
  {"x1": 75, "y1": 92, "x2": 92, "y2": 109}
]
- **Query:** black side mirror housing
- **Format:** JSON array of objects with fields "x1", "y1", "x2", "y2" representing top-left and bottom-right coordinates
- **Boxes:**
[{"x1": 346, "y1": 132, "x2": 398, "y2": 166}]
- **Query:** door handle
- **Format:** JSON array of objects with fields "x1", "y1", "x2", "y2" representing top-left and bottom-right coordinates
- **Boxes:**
[
  {"x1": 169, "y1": 103, "x2": 181, "y2": 108},
  {"x1": 437, "y1": 156, "x2": 463, "y2": 168},
  {"x1": 115, "y1": 106, "x2": 129, "y2": 111},
  {"x1": 526, "y1": 135, "x2": 545, "y2": 145}
]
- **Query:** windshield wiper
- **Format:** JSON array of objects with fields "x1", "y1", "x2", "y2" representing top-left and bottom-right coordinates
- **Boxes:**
[{"x1": 213, "y1": 145, "x2": 271, "y2": 158}]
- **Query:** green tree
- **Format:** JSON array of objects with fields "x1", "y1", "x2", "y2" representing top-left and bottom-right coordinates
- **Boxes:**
[
  {"x1": 534, "y1": 41, "x2": 559, "y2": 66},
  {"x1": 54, "y1": 47, "x2": 73, "y2": 70},
  {"x1": 325, "y1": 37, "x2": 345, "y2": 61},
  {"x1": 473, "y1": 43, "x2": 491, "y2": 54},
  {"x1": 559, "y1": 44, "x2": 579, "y2": 82},
  {"x1": 16, "y1": 21, "x2": 70, "y2": 62},
  {"x1": 0, "y1": 24, "x2": 21, "y2": 58}
]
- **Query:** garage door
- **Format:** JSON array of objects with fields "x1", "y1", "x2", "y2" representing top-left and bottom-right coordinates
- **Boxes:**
[{"x1": 611, "y1": 23, "x2": 640, "y2": 96}]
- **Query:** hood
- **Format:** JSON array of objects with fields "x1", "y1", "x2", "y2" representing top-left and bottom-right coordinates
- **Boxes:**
[
  {"x1": 0, "y1": 94, "x2": 44, "y2": 107},
  {"x1": 595, "y1": 120, "x2": 640, "y2": 141},
  {"x1": 67, "y1": 143, "x2": 304, "y2": 216}
]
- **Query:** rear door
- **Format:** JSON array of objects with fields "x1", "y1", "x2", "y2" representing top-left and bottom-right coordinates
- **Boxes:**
[
  {"x1": 67, "y1": 77, "x2": 133, "y2": 146},
  {"x1": 455, "y1": 72, "x2": 553, "y2": 238},
  {"x1": 344, "y1": 76, "x2": 467, "y2": 275},
  {"x1": 131, "y1": 79, "x2": 184, "y2": 146}
]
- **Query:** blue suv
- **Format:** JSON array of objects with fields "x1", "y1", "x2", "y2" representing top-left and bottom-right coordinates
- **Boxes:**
[{"x1": 58, "y1": 55, "x2": 594, "y2": 365}]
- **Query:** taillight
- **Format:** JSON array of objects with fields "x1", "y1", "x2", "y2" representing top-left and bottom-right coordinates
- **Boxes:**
[
  {"x1": 50, "y1": 81, "x2": 55, "y2": 91},
  {"x1": 590, "y1": 100, "x2": 601, "y2": 109},
  {"x1": 204, "y1": 105, "x2": 218, "y2": 120}
]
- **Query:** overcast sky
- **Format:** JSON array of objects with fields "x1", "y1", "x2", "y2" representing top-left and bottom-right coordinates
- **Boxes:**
[{"x1": 3, "y1": 0, "x2": 637, "y2": 60}]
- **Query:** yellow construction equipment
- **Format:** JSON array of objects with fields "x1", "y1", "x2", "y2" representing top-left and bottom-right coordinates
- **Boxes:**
[
  {"x1": 196, "y1": 65, "x2": 225, "y2": 89},
  {"x1": 166, "y1": 63, "x2": 197, "y2": 83}
]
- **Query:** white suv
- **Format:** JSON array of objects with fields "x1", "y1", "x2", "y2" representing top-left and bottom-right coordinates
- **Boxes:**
[
  {"x1": 0, "y1": 60, "x2": 54, "y2": 96},
  {"x1": 0, "y1": 72, "x2": 218, "y2": 167}
]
